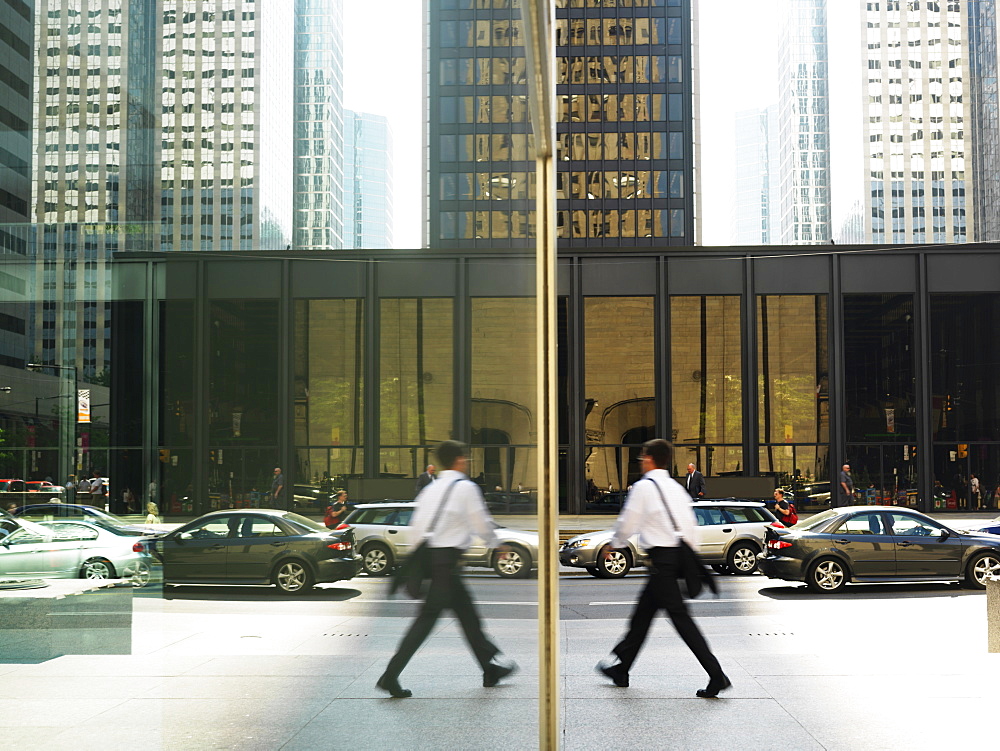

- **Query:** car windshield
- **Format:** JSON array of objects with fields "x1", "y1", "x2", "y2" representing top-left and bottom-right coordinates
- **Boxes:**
[
  {"x1": 795, "y1": 508, "x2": 840, "y2": 532},
  {"x1": 280, "y1": 511, "x2": 328, "y2": 533},
  {"x1": 5, "y1": 517, "x2": 58, "y2": 538}
]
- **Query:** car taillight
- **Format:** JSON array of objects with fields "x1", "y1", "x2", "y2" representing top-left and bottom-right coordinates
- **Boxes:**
[
  {"x1": 771, "y1": 521, "x2": 786, "y2": 528},
  {"x1": 335, "y1": 523, "x2": 350, "y2": 530},
  {"x1": 767, "y1": 539, "x2": 792, "y2": 550},
  {"x1": 132, "y1": 542, "x2": 145, "y2": 553},
  {"x1": 327, "y1": 541, "x2": 352, "y2": 551}
]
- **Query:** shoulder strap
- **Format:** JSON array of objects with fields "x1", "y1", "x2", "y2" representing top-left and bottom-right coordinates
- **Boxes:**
[
  {"x1": 643, "y1": 477, "x2": 682, "y2": 538},
  {"x1": 425, "y1": 479, "x2": 464, "y2": 538}
]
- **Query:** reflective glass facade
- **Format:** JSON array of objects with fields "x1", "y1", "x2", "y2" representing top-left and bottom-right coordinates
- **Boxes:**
[
  {"x1": 343, "y1": 110, "x2": 394, "y2": 249},
  {"x1": 293, "y1": 0, "x2": 344, "y2": 250},
  {"x1": 968, "y1": 0, "x2": 1000, "y2": 242},
  {"x1": 428, "y1": 0, "x2": 695, "y2": 247},
  {"x1": 775, "y1": 0, "x2": 830, "y2": 244}
]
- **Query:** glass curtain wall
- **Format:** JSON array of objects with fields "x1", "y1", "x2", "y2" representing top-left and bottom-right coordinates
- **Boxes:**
[
  {"x1": 471, "y1": 297, "x2": 537, "y2": 512},
  {"x1": 379, "y1": 298, "x2": 454, "y2": 480},
  {"x1": 930, "y1": 294, "x2": 1000, "y2": 510},
  {"x1": 294, "y1": 299, "x2": 365, "y2": 491},
  {"x1": 843, "y1": 294, "x2": 918, "y2": 507},
  {"x1": 757, "y1": 295, "x2": 830, "y2": 509},
  {"x1": 583, "y1": 296, "x2": 655, "y2": 511},
  {"x1": 670, "y1": 295, "x2": 743, "y2": 481}
]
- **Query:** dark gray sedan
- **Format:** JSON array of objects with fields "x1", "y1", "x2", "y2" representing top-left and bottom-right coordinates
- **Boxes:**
[
  {"x1": 761, "y1": 506, "x2": 1000, "y2": 593},
  {"x1": 139, "y1": 509, "x2": 360, "y2": 594}
]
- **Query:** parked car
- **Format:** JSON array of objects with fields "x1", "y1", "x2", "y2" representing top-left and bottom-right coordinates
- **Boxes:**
[
  {"x1": 138, "y1": 509, "x2": 360, "y2": 594},
  {"x1": 13, "y1": 503, "x2": 161, "y2": 535},
  {"x1": 761, "y1": 506, "x2": 1000, "y2": 593},
  {"x1": 25, "y1": 480, "x2": 65, "y2": 495},
  {"x1": 560, "y1": 501, "x2": 782, "y2": 578},
  {"x1": 344, "y1": 501, "x2": 539, "y2": 578},
  {"x1": 0, "y1": 517, "x2": 151, "y2": 585}
]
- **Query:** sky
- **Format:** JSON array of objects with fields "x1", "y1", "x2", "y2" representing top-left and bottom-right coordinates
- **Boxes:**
[{"x1": 342, "y1": 1, "x2": 864, "y2": 249}]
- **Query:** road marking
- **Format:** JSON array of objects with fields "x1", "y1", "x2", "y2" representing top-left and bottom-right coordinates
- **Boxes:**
[{"x1": 588, "y1": 599, "x2": 763, "y2": 605}]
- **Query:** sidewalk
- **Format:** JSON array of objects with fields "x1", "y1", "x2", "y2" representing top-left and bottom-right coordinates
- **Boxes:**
[{"x1": 1, "y1": 584, "x2": 996, "y2": 749}]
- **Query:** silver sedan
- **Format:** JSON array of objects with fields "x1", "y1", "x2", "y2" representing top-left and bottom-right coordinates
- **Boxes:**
[
  {"x1": 0, "y1": 517, "x2": 152, "y2": 586},
  {"x1": 345, "y1": 502, "x2": 539, "y2": 578},
  {"x1": 560, "y1": 501, "x2": 781, "y2": 578}
]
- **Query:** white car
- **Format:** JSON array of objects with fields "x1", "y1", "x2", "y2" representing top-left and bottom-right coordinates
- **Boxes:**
[
  {"x1": 559, "y1": 500, "x2": 782, "y2": 578},
  {"x1": 0, "y1": 517, "x2": 151, "y2": 586},
  {"x1": 345, "y1": 501, "x2": 539, "y2": 578}
]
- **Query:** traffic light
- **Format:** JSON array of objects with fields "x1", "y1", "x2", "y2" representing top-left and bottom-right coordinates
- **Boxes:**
[
  {"x1": 957, "y1": 444, "x2": 968, "y2": 459},
  {"x1": 159, "y1": 449, "x2": 171, "y2": 463}
]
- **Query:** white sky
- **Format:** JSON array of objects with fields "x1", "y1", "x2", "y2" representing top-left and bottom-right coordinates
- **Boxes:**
[{"x1": 343, "y1": 1, "x2": 863, "y2": 249}]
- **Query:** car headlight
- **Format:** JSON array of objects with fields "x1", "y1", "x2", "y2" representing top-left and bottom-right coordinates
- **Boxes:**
[{"x1": 566, "y1": 538, "x2": 591, "y2": 549}]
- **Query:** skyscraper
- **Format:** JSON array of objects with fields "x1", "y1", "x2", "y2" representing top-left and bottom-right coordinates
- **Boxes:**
[
  {"x1": 774, "y1": 0, "x2": 831, "y2": 244},
  {"x1": 862, "y1": 0, "x2": 972, "y2": 244},
  {"x1": 427, "y1": 0, "x2": 696, "y2": 248},
  {"x1": 968, "y1": 0, "x2": 1000, "y2": 242},
  {"x1": 343, "y1": 110, "x2": 393, "y2": 250},
  {"x1": 293, "y1": 0, "x2": 345, "y2": 250},
  {"x1": 0, "y1": 0, "x2": 33, "y2": 256},
  {"x1": 732, "y1": 106, "x2": 776, "y2": 245}
]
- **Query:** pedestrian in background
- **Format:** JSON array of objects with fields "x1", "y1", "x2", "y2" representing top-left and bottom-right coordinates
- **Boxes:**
[
  {"x1": 324, "y1": 491, "x2": 348, "y2": 529},
  {"x1": 597, "y1": 438, "x2": 730, "y2": 698},
  {"x1": 683, "y1": 462, "x2": 705, "y2": 499},
  {"x1": 377, "y1": 441, "x2": 516, "y2": 699},
  {"x1": 773, "y1": 488, "x2": 797, "y2": 527},
  {"x1": 271, "y1": 467, "x2": 284, "y2": 506},
  {"x1": 145, "y1": 502, "x2": 161, "y2": 525},
  {"x1": 414, "y1": 464, "x2": 435, "y2": 495},
  {"x1": 839, "y1": 464, "x2": 854, "y2": 506}
]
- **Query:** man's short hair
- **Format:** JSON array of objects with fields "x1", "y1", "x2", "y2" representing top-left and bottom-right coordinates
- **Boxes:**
[
  {"x1": 435, "y1": 440, "x2": 467, "y2": 470},
  {"x1": 774, "y1": 488, "x2": 784, "y2": 498},
  {"x1": 642, "y1": 439, "x2": 672, "y2": 469}
]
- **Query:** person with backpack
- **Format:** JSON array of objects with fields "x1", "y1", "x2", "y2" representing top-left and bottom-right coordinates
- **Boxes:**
[{"x1": 773, "y1": 488, "x2": 798, "y2": 527}]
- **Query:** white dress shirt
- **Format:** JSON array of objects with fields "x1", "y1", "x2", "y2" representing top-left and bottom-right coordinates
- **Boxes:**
[
  {"x1": 409, "y1": 469, "x2": 499, "y2": 550},
  {"x1": 610, "y1": 468, "x2": 699, "y2": 550}
]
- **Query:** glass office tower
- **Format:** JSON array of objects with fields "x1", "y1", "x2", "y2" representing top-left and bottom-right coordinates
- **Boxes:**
[
  {"x1": 774, "y1": 0, "x2": 831, "y2": 245},
  {"x1": 968, "y1": 0, "x2": 1000, "y2": 242},
  {"x1": 427, "y1": 0, "x2": 695, "y2": 248},
  {"x1": 732, "y1": 105, "x2": 776, "y2": 245},
  {"x1": 293, "y1": 0, "x2": 345, "y2": 250},
  {"x1": 862, "y1": 0, "x2": 973, "y2": 244},
  {"x1": 343, "y1": 110, "x2": 394, "y2": 249}
]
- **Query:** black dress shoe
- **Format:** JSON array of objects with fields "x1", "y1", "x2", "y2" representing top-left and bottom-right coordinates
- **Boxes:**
[
  {"x1": 483, "y1": 660, "x2": 518, "y2": 687},
  {"x1": 596, "y1": 660, "x2": 629, "y2": 688},
  {"x1": 376, "y1": 673, "x2": 412, "y2": 698},
  {"x1": 696, "y1": 674, "x2": 732, "y2": 698}
]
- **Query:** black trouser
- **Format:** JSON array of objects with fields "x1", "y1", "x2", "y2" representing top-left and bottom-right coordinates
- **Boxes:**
[
  {"x1": 612, "y1": 547, "x2": 723, "y2": 679},
  {"x1": 384, "y1": 547, "x2": 499, "y2": 678}
]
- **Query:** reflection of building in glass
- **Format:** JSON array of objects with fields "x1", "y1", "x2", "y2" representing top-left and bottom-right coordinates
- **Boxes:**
[
  {"x1": 862, "y1": 0, "x2": 972, "y2": 244},
  {"x1": 343, "y1": 111, "x2": 393, "y2": 250},
  {"x1": 159, "y1": 0, "x2": 293, "y2": 251},
  {"x1": 293, "y1": 0, "x2": 344, "y2": 250},
  {"x1": 0, "y1": 0, "x2": 32, "y2": 256},
  {"x1": 968, "y1": 0, "x2": 1000, "y2": 242},
  {"x1": 427, "y1": 0, "x2": 696, "y2": 247},
  {"x1": 732, "y1": 106, "x2": 777, "y2": 245},
  {"x1": 774, "y1": 0, "x2": 830, "y2": 244}
]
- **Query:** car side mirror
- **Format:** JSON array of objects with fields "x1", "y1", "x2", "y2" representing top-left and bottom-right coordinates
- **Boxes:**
[{"x1": 937, "y1": 529, "x2": 950, "y2": 541}]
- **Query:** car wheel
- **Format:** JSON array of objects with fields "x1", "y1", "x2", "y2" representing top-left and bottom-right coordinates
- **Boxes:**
[
  {"x1": 493, "y1": 545, "x2": 531, "y2": 578},
  {"x1": 964, "y1": 550, "x2": 1000, "y2": 589},
  {"x1": 362, "y1": 543, "x2": 394, "y2": 576},
  {"x1": 711, "y1": 563, "x2": 731, "y2": 575},
  {"x1": 595, "y1": 545, "x2": 631, "y2": 578},
  {"x1": 586, "y1": 567, "x2": 602, "y2": 578},
  {"x1": 806, "y1": 557, "x2": 847, "y2": 593},
  {"x1": 81, "y1": 558, "x2": 115, "y2": 579},
  {"x1": 123, "y1": 561, "x2": 151, "y2": 587},
  {"x1": 727, "y1": 542, "x2": 761, "y2": 576},
  {"x1": 273, "y1": 559, "x2": 314, "y2": 594}
]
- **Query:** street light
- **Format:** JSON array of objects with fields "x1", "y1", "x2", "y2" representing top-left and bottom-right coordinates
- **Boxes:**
[{"x1": 26, "y1": 363, "x2": 79, "y2": 486}]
